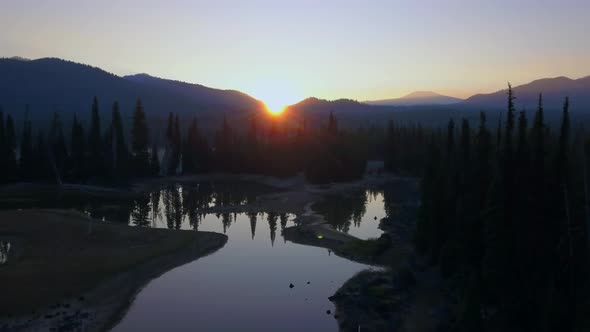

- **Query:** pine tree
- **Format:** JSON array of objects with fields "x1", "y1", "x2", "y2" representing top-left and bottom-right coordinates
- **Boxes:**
[
  {"x1": 483, "y1": 85, "x2": 524, "y2": 323},
  {"x1": 496, "y1": 112, "x2": 503, "y2": 156},
  {"x1": 529, "y1": 95, "x2": 547, "y2": 263},
  {"x1": 0, "y1": 109, "x2": 6, "y2": 182},
  {"x1": 532, "y1": 94, "x2": 546, "y2": 173},
  {"x1": 19, "y1": 108, "x2": 34, "y2": 180},
  {"x1": 556, "y1": 97, "x2": 570, "y2": 173},
  {"x1": 328, "y1": 111, "x2": 338, "y2": 135},
  {"x1": 182, "y1": 119, "x2": 195, "y2": 173},
  {"x1": 549, "y1": 96, "x2": 574, "y2": 331},
  {"x1": 415, "y1": 139, "x2": 446, "y2": 262},
  {"x1": 174, "y1": 114, "x2": 181, "y2": 173},
  {"x1": 88, "y1": 96, "x2": 103, "y2": 176},
  {"x1": 516, "y1": 110, "x2": 529, "y2": 169},
  {"x1": 215, "y1": 115, "x2": 233, "y2": 172},
  {"x1": 471, "y1": 112, "x2": 492, "y2": 264},
  {"x1": 475, "y1": 112, "x2": 492, "y2": 202},
  {"x1": 505, "y1": 83, "x2": 516, "y2": 156},
  {"x1": 164, "y1": 112, "x2": 181, "y2": 174},
  {"x1": 182, "y1": 117, "x2": 209, "y2": 174},
  {"x1": 131, "y1": 99, "x2": 150, "y2": 176},
  {"x1": 446, "y1": 119, "x2": 455, "y2": 157},
  {"x1": 247, "y1": 116, "x2": 259, "y2": 172},
  {"x1": 460, "y1": 118, "x2": 471, "y2": 168},
  {"x1": 384, "y1": 120, "x2": 396, "y2": 171},
  {"x1": 268, "y1": 115, "x2": 279, "y2": 141},
  {"x1": 69, "y1": 114, "x2": 86, "y2": 180},
  {"x1": 150, "y1": 142, "x2": 160, "y2": 176},
  {"x1": 5, "y1": 114, "x2": 17, "y2": 181},
  {"x1": 49, "y1": 112, "x2": 68, "y2": 180},
  {"x1": 33, "y1": 130, "x2": 51, "y2": 180},
  {"x1": 109, "y1": 101, "x2": 129, "y2": 176}
]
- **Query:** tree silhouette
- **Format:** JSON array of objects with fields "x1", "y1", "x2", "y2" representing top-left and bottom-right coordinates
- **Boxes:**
[
  {"x1": 108, "y1": 101, "x2": 129, "y2": 177},
  {"x1": 150, "y1": 142, "x2": 160, "y2": 176},
  {"x1": 19, "y1": 108, "x2": 34, "y2": 180},
  {"x1": 4, "y1": 114, "x2": 17, "y2": 182},
  {"x1": 69, "y1": 114, "x2": 86, "y2": 180},
  {"x1": 414, "y1": 85, "x2": 589, "y2": 331},
  {"x1": 48, "y1": 112, "x2": 68, "y2": 181},
  {"x1": 88, "y1": 96, "x2": 103, "y2": 177},
  {"x1": 0, "y1": 110, "x2": 7, "y2": 183},
  {"x1": 131, "y1": 99, "x2": 150, "y2": 176}
]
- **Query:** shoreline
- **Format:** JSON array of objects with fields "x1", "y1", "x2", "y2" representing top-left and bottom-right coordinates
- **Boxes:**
[
  {"x1": 89, "y1": 230, "x2": 227, "y2": 332},
  {"x1": 0, "y1": 172, "x2": 420, "y2": 332},
  {"x1": 0, "y1": 209, "x2": 227, "y2": 332}
]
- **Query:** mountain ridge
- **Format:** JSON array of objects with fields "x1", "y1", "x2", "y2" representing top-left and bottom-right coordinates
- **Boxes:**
[
  {"x1": 462, "y1": 75, "x2": 590, "y2": 110},
  {"x1": 1, "y1": 56, "x2": 589, "y2": 128},
  {"x1": 0, "y1": 57, "x2": 265, "y2": 126},
  {"x1": 365, "y1": 91, "x2": 463, "y2": 106}
]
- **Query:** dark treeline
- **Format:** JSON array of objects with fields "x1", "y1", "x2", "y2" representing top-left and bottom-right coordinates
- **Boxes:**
[
  {"x1": 385, "y1": 85, "x2": 590, "y2": 331},
  {"x1": 0, "y1": 98, "x2": 368, "y2": 184}
]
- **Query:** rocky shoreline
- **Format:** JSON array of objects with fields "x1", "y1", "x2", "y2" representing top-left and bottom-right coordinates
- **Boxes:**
[{"x1": 280, "y1": 176, "x2": 453, "y2": 332}]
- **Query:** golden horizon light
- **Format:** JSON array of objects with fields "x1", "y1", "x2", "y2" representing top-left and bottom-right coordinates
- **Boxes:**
[{"x1": 246, "y1": 78, "x2": 302, "y2": 116}]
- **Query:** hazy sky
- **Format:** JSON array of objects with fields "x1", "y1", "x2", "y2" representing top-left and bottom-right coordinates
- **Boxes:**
[{"x1": 2, "y1": 0, "x2": 589, "y2": 107}]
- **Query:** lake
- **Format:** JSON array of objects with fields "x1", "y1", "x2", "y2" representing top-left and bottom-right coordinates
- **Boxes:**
[
  {"x1": 109, "y1": 184, "x2": 386, "y2": 331},
  {"x1": 312, "y1": 189, "x2": 387, "y2": 240},
  {"x1": 0, "y1": 181, "x2": 400, "y2": 331},
  {"x1": 112, "y1": 211, "x2": 373, "y2": 332}
]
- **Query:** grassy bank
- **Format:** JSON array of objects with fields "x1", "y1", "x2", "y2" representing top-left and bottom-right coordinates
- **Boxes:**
[{"x1": 0, "y1": 209, "x2": 227, "y2": 331}]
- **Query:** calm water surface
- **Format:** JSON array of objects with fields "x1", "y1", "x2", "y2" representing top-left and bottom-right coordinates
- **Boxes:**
[
  {"x1": 1, "y1": 181, "x2": 404, "y2": 331},
  {"x1": 314, "y1": 190, "x2": 387, "y2": 240},
  {"x1": 111, "y1": 211, "x2": 372, "y2": 332}
]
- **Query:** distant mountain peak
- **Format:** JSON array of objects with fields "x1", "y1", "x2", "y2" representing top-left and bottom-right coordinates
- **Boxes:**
[
  {"x1": 5, "y1": 56, "x2": 31, "y2": 61},
  {"x1": 527, "y1": 76, "x2": 573, "y2": 85},
  {"x1": 365, "y1": 91, "x2": 462, "y2": 106},
  {"x1": 463, "y1": 74, "x2": 590, "y2": 109},
  {"x1": 125, "y1": 73, "x2": 152, "y2": 78},
  {"x1": 401, "y1": 91, "x2": 443, "y2": 98}
]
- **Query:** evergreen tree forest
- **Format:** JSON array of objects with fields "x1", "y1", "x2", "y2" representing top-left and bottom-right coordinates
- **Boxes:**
[
  {"x1": 406, "y1": 86, "x2": 590, "y2": 332},
  {"x1": 1, "y1": 87, "x2": 590, "y2": 331},
  {"x1": 0, "y1": 98, "x2": 368, "y2": 185}
]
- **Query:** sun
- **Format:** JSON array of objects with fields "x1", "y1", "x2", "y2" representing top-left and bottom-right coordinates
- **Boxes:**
[
  {"x1": 264, "y1": 99, "x2": 287, "y2": 115},
  {"x1": 247, "y1": 79, "x2": 302, "y2": 116}
]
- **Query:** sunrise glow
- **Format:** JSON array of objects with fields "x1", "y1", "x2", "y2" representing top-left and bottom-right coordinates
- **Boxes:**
[
  {"x1": 246, "y1": 79, "x2": 302, "y2": 116},
  {"x1": 1, "y1": 2, "x2": 589, "y2": 332},
  {"x1": 264, "y1": 102, "x2": 285, "y2": 115}
]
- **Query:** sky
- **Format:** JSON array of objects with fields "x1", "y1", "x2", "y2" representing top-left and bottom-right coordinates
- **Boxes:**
[{"x1": 1, "y1": 0, "x2": 590, "y2": 108}]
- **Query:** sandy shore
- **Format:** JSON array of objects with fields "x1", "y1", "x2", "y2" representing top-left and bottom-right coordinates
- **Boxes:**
[{"x1": 0, "y1": 209, "x2": 227, "y2": 332}]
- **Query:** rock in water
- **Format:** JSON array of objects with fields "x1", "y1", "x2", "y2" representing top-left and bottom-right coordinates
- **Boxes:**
[
  {"x1": 289, "y1": 283, "x2": 294, "y2": 289},
  {"x1": 326, "y1": 310, "x2": 331, "y2": 315}
]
